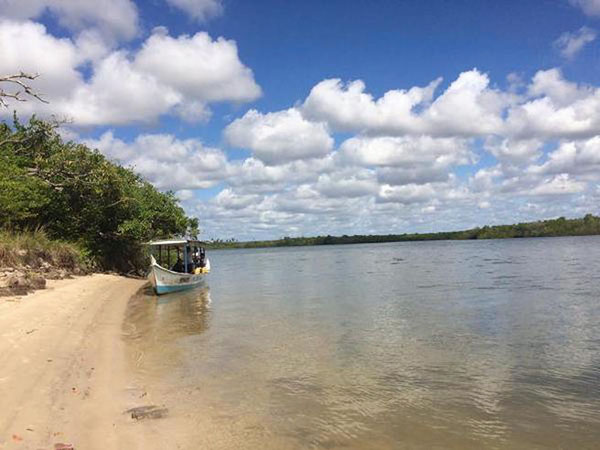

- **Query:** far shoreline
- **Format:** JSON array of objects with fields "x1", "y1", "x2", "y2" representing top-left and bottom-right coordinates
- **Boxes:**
[{"x1": 206, "y1": 214, "x2": 600, "y2": 250}]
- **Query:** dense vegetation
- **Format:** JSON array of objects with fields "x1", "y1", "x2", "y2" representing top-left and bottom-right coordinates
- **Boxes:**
[
  {"x1": 207, "y1": 214, "x2": 600, "y2": 249},
  {"x1": 0, "y1": 115, "x2": 197, "y2": 272}
]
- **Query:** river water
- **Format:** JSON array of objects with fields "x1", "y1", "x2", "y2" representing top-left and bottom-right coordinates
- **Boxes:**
[{"x1": 122, "y1": 237, "x2": 600, "y2": 449}]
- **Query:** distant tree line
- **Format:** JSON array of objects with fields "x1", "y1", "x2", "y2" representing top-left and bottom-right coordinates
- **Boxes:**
[
  {"x1": 0, "y1": 115, "x2": 197, "y2": 272},
  {"x1": 206, "y1": 214, "x2": 600, "y2": 250}
]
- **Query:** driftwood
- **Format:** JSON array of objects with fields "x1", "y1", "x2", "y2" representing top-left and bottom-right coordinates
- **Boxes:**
[{"x1": 125, "y1": 405, "x2": 169, "y2": 420}]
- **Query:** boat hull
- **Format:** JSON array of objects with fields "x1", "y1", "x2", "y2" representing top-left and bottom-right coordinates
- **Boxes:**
[{"x1": 148, "y1": 259, "x2": 209, "y2": 295}]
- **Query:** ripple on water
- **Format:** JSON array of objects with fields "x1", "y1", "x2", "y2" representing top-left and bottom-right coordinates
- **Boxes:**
[{"x1": 120, "y1": 239, "x2": 600, "y2": 448}]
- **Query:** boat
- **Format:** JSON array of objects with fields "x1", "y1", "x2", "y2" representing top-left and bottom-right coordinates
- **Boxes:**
[{"x1": 146, "y1": 239, "x2": 211, "y2": 295}]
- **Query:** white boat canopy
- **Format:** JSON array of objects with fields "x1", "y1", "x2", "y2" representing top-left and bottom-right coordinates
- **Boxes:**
[{"x1": 146, "y1": 239, "x2": 205, "y2": 246}]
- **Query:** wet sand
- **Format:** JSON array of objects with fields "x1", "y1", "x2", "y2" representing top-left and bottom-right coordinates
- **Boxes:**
[{"x1": 0, "y1": 274, "x2": 158, "y2": 449}]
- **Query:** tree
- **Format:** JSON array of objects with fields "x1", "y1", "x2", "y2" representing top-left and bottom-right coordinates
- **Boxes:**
[
  {"x1": 0, "y1": 73, "x2": 199, "y2": 272},
  {"x1": 0, "y1": 116, "x2": 198, "y2": 272}
]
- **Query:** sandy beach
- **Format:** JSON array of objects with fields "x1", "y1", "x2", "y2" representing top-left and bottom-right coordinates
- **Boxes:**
[
  {"x1": 0, "y1": 274, "x2": 153, "y2": 449},
  {"x1": 0, "y1": 274, "x2": 289, "y2": 450}
]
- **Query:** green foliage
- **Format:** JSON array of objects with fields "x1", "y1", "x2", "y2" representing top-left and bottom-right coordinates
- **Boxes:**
[
  {"x1": 0, "y1": 116, "x2": 198, "y2": 272},
  {"x1": 206, "y1": 215, "x2": 600, "y2": 250},
  {"x1": 0, "y1": 157, "x2": 50, "y2": 226},
  {"x1": 0, "y1": 228, "x2": 85, "y2": 270}
]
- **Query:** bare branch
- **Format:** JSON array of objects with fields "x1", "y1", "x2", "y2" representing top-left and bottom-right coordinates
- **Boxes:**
[{"x1": 0, "y1": 72, "x2": 48, "y2": 107}]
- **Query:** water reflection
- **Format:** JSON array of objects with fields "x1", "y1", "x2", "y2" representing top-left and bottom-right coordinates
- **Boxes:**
[
  {"x1": 122, "y1": 284, "x2": 212, "y2": 378},
  {"x1": 120, "y1": 238, "x2": 600, "y2": 448}
]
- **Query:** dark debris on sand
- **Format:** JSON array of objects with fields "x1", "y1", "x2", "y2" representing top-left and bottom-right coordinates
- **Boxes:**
[{"x1": 125, "y1": 405, "x2": 169, "y2": 420}]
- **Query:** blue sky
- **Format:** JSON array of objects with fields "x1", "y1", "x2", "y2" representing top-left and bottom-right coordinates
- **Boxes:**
[{"x1": 1, "y1": 0, "x2": 600, "y2": 240}]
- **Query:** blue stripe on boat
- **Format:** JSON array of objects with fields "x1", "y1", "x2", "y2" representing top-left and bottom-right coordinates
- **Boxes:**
[{"x1": 155, "y1": 281, "x2": 204, "y2": 294}]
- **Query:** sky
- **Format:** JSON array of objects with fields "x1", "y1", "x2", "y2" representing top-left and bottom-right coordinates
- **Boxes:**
[{"x1": 1, "y1": 0, "x2": 600, "y2": 240}]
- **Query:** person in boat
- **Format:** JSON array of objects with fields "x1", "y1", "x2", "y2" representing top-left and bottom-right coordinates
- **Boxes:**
[
  {"x1": 199, "y1": 247, "x2": 206, "y2": 268},
  {"x1": 190, "y1": 246, "x2": 206, "y2": 269},
  {"x1": 191, "y1": 247, "x2": 200, "y2": 269},
  {"x1": 184, "y1": 245, "x2": 191, "y2": 273},
  {"x1": 171, "y1": 257, "x2": 184, "y2": 273}
]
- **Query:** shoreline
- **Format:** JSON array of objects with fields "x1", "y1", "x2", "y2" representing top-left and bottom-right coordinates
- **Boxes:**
[
  {"x1": 204, "y1": 214, "x2": 600, "y2": 250},
  {"x1": 0, "y1": 274, "x2": 152, "y2": 449}
]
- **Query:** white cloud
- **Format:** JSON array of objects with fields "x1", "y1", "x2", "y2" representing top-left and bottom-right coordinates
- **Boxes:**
[
  {"x1": 569, "y1": 0, "x2": 600, "y2": 16},
  {"x1": 173, "y1": 100, "x2": 212, "y2": 123},
  {"x1": 554, "y1": 26, "x2": 596, "y2": 59},
  {"x1": 302, "y1": 70, "x2": 512, "y2": 137},
  {"x1": 83, "y1": 131, "x2": 229, "y2": 190},
  {"x1": 186, "y1": 151, "x2": 593, "y2": 238},
  {"x1": 272, "y1": 185, "x2": 365, "y2": 215},
  {"x1": 468, "y1": 136, "x2": 596, "y2": 205},
  {"x1": 0, "y1": 21, "x2": 261, "y2": 125},
  {"x1": 471, "y1": 166, "x2": 503, "y2": 193},
  {"x1": 0, "y1": 19, "x2": 83, "y2": 99},
  {"x1": 340, "y1": 135, "x2": 471, "y2": 168},
  {"x1": 67, "y1": 51, "x2": 182, "y2": 126},
  {"x1": 376, "y1": 166, "x2": 451, "y2": 185},
  {"x1": 300, "y1": 68, "x2": 600, "y2": 142},
  {"x1": 378, "y1": 183, "x2": 438, "y2": 204},
  {"x1": 529, "y1": 137, "x2": 600, "y2": 176},
  {"x1": 302, "y1": 77, "x2": 441, "y2": 135},
  {"x1": 225, "y1": 108, "x2": 333, "y2": 165},
  {"x1": 423, "y1": 70, "x2": 510, "y2": 136},
  {"x1": 506, "y1": 69, "x2": 600, "y2": 139},
  {"x1": 214, "y1": 188, "x2": 261, "y2": 210},
  {"x1": 0, "y1": 0, "x2": 46, "y2": 18},
  {"x1": 199, "y1": 67, "x2": 600, "y2": 238},
  {"x1": 134, "y1": 30, "x2": 261, "y2": 103},
  {"x1": 314, "y1": 170, "x2": 379, "y2": 198},
  {"x1": 527, "y1": 68, "x2": 587, "y2": 107},
  {"x1": 165, "y1": 0, "x2": 223, "y2": 22},
  {"x1": 227, "y1": 156, "x2": 335, "y2": 193},
  {"x1": 175, "y1": 189, "x2": 195, "y2": 201},
  {"x1": 483, "y1": 137, "x2": 543, "y2": 165},
  {"x1": 530, "y1": 174, "x2": 586, "y2": 196},
  {"x1": 339, "y1": 135, "x2": 473, "y2": 187},
  {"x1": 0, "y1": 0, "x2": 139, "y2": 42},
  {"x1": 74, "y1": 29, "x2": 111, "y2": 62}
]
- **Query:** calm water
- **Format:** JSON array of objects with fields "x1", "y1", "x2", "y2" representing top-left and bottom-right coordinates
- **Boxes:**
[{"x1": 123, "y1": 237, "x2": 600, "y2": 449}]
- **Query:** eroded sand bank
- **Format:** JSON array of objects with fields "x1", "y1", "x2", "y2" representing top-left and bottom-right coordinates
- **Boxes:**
[{"x1": 0, "y1": 274, "x2": 155, "y2": 449}]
